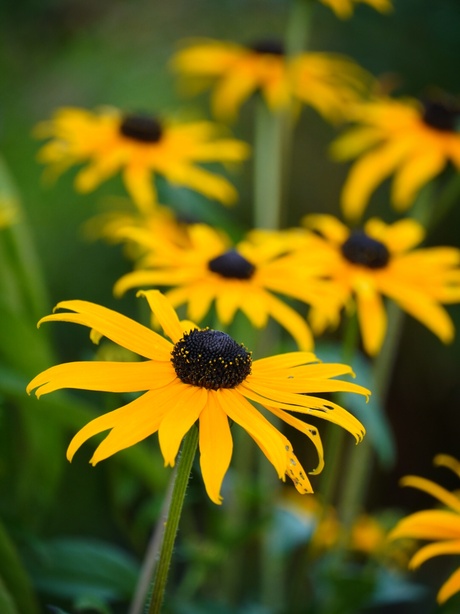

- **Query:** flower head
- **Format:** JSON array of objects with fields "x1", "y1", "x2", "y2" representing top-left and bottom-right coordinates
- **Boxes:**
[
  {"x1": 171, "y1": 38, "x2": 371, "y2": 122},
  {"x1": 27, "y1": 291, "x2": 368, "y2": 504},
  {"x1": 331, "y1": 96, "x2": 460, "y2": 219},
  {"x1": 301, "y1": 215, "x2": 460, "y2": 355},
  {"x1": 389, "y1": 455, "x2": 460, "y2": 604},
  {"x1": 319, "y1": 0, "x2": 392, "y2": 19},
  {"x1": 35, "y1": 107, "x2": 249, "y2": 213},
  {"x1": 113, "y1": 222, "x2": 336, "y2": 350}
]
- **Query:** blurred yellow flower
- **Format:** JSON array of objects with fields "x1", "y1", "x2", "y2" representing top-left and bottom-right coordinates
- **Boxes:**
[
  {"x1": 301, "y1": 215, "x2": 460, "y2": 355},
  {"x1": 113, "y1": 222, "x2": 336, "y2": 350},
  {"x1": 389, "y1": 455, "x2": 460, "y2": 604},
  {"x1": 320, "y1": 0, "x2": 392, "y2": 19},
  {"x1": 331, "y1": 97, "x2": 460, "y2": 220},
  {"x1": 27, "y1": 291, "x2": 368, "y2": 505},
  {"x1": 35, "y1": 107, "x2": 249, "y2": 213},
  {"x1": 171, "y1": 38, "x2": 371, "y2": 122}
]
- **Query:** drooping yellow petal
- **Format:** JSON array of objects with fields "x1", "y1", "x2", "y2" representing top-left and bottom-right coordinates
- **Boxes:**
[
  {"x1": 262, "y1": 292, "x2": 314, "y2": 351},
  {"x1": 27, "y1": 360, "x2": 175, "y2": 398},
  {"x1": 218, "y1": 389, "x2": 287, "y2": 480},
  {"x1": 389, "y1": 510, "x2": 460, "y2": 541},
  {"x1": 199, "y1": 393, "x2": 233, "y2": 504},
  {"x1": 354, "y1": 277, "x2": 386, "y2": 356},
  {"x1": 438, "y1": 567, "x2": 460, "y2": 604},
  {"x1": 400, "y1": 476, "x2": 460, "y2": 514},
  {"x1": 161, "y1": 162, "x2": 239, "y2": 205},
  {"x1": 341, "y1": 141, "x2": 409, "y2": 220},
  {"x1": 303, "y1": 214, "x2": 349, "y2": 245},
  {"x1": 365, "y1": 217, "x2": 424, "y2": 252},
  {"x1": 434, "y1": 455, "x2": 460, "y2": 479},
  {"x1": 67, "y1": 389, "x2": 160, "y2": 462},
  {"x1": 90, "y1": 388, "x2": 174, "y2": 464},
  {"x1": 39, "y1": 300, "x2": 172, "y2": 359},
  {"x1": 122, "y1": 164, "x2": 158, "y2": 215},
  {"x1": 409, "y1": 539, "x2": 460, "y2": 570},
  {"x1": 158, "y1": 385, "x2": 208, "y2": 466},
  {"x1": 392, "y1": 149, "x2": 445, "y2": 210}
]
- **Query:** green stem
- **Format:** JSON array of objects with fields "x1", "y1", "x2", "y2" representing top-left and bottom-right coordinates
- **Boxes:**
[
  {"x1": 337, "y1": 301, "x2": 405, "y2": 534},
  {"x1": 253, "y1": 101, "x2": 290, "y2": 229},
  {"x1": 145, "y1": 426, "x2": 199, "y2": 614}
]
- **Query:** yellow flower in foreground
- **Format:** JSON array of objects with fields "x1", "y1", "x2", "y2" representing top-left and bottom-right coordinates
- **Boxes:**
[
  {"x1": 301, "y1": 215, "x2": 460, "y2": 355},
  {"x1": 320, "y1": 0, "x2": 392, "y2": 19},
  {"x1": 389, "y1": 455, "x2": 460, "y2": 604},
  {"x1": 35, "y1": 107, "x2": 249, "y2": 213},
  {"x1": 113, "y1": 222, "x2": 335, "y2": 350},
  {"x1": 27, "y1": 291, "x2": 368, "y2": 504},
  {"x1": 331, "y1": 97, "x2": 460, "y2": 219},
  {"x1": 171, "y1": 38, "x2": 371, "y2": 122}
]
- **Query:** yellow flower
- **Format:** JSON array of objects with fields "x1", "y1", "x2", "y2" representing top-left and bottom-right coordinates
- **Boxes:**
[
  {"x1": 171, "y1": 38, "x2": 371, "y2": 122},
  {"x1": 320, "y1": 0, "x2": 392, "y2": 19},
  {"x1": 27, "y1": 291, "x2": 368, "y2": 505},
  {"x1": 35, "y1": 107, "x2": 250, "y2": 213},
  {"x1": 389, "y1": 455, "x2": 460, "y2": 604},
  {"x1": 331, "y1": 97, "x2": 460, "y2": 220},
  {"x1": 113, "y1": 222, "x2": 335, "y2": 350},
  {"x1": 301, "y1": 215, "x2": 460, "y2": 355}
]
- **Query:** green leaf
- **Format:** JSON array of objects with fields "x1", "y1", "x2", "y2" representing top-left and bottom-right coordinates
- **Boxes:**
[{"x1": 0, "y1": 519, "x2": 39, "y2": 614}]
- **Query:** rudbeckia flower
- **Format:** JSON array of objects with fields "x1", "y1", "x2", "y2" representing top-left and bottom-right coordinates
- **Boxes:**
[
  {"x1": 319, "y1": 0, "x2": 392, "y2": 19},
  {"x1": 170, "y1": 38, "x2": 371, "y2": 122},
  {"x1": 389, "y1": 455, "x2": 460, "y2": 604},
  {"x1": 27, "y1": 291, "x2": 368, "y2": 505},
  {"x1": 35, "y1": 107, "x2": 250, "y2": 213},
  {"x1": 301, "y1": 215, "x2": 460, "y2": 355},
  {"x1": 331, "y1": 97, "x2": 460, "y2": 219},
  {"x1": 113, "y1": 222, "x2": 335, "y2": 350}
]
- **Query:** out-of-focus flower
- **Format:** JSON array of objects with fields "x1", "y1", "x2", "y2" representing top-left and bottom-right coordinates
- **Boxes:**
[
  {"x1": 27, "y1": 291, "x2": 368, "y2": 505},
  {"x1": 331, "y1": 97, "x2": 460, "y2": 219},
  {"x1": 320, "y1": 0, "x2": 392, "y2": 19},
  {"x1": 35, "y1": 107, "x2": 249, "y2": 213},
  {"x1": 351, "y1": 514, "x2": 386, "y2": 554},
  {"x1": 300, "y1": 215, "x2": 460, "y2": 355},
  {"x1": 389, "y1": 455, "x2": 460, "y2": 604},
  {"x1": 171, "y1": 38, "x2": 371, "y2": 122},
  {"x1": 113, "y1": 222, "x2": 338, "y2": 350}
]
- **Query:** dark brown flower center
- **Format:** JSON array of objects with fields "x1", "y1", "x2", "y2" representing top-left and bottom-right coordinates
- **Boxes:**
[
  {"x1": 341, "y1": 231, "x2": 390, "y2": 269},
  {"x1": 208, "y1": 249, "x2": 256, "y2": 280},
  {"x1": 422, "y1": 101, "x2": 459, "y2": 132},
  {"x1": 249, "y1": 39, "x2": 284, "y2": 56},
  {"x1": 119, "y1": 114, "x2": 163, "y2": 143},
  {"x1": 171, "y1": 329, "x2": 252, "y2": 390}
]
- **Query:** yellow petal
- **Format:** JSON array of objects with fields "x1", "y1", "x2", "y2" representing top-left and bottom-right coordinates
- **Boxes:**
[
  {"x1": 365, "y1": 217, "x2": 424, "y2": 252},
  {"x1": 302, "y1": 214, "x2": 349, "y2": 244},
  {"x1": 198, "y1": 394, "x2": 233, "y2": 505},
  {"x1": 389, "y1": 510, "x2": 460, "y2": 541},
  {"x1": 38, "y1": 300, "x2": 172, "y2": 359},
  {"x1": 158, "y1": 385, "x2": 208, "y2": 466},
  {"x1": 400, "y1": 475, "x2": 460, "y2": 514},
  {"x1": 27, "y1": 360, "x2": 175, "y2": 398},
  {"x1": 162, "y1": 162, "x2": 239, "y2": 205},
  {"x1": 438, "y1": 567, "x2": 460, "y2": 604},
  {"x1": 67, "y1": 389, "x2": 158, "y2": 461},
  {"x1": 341, "y1": 141, "x2": 408, "y2": 220},
  {"x1": 409, "y1": 539, "x2": 460, "y2": 570},
  {"x1": 253, "y1": 352, "x2": 319, "y2": 372},
  {"x1": 122, "y1": 165, "x2": 157, "y2": 215},
  {"x1": 434, "y1": 455, "x2": 460, "y2": 480},
  {"x1": 392, "y1": 149, "x2": 445, "y2": 211},
  {"x1": 354, "y1": 279, "x2": 386, "y2": 356},
  {"x1": 138, "y1": 289, "x2": 184, "y2": 344},
  {"x1": 263, "y1": 292, "x2": 314, "y2": 350},
  {"x1": 218, "y1": 388, "x2": 287, "y2": 479}
]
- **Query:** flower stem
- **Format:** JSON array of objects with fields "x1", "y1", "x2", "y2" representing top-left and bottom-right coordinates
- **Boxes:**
[{"x1": 144, "y1": 425, "x2": 199, "y2": 614}]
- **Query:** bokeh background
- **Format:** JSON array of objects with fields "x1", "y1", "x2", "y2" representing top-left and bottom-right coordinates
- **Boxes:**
[{"x1": 1, "y1": 1, "x2": 460, "y2": 612}]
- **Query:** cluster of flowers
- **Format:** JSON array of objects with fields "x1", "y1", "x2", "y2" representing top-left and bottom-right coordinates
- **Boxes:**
[{"x1": 26, "y1": 0, "x2": 460, "y2": 603}]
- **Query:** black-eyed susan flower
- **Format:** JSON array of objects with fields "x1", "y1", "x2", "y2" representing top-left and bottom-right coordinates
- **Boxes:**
[
  {"x1": 171, "y1": 38, "x2": 371, "y2": 122},
  {"x1": 389, "y1": 455, "x2": 460, "y2": 604},
  {"x1": 27, "y1": 291, "x2": 368, "y2": 505},
  {"x1": 113, "y1": 222, "x2": 335, "y2": 350},
  {"x1": 331, "y1": 96, "x2": 460, "y2": 220},
  {"x1": 319, "y1": 0, "x2": 392, "y2": 19},
  {"x1": 35, "y1": 107, "x2": 250, "y2": 213},
  {"x1": 300, "y1": 215, "x2": 460, "y2": 356}
]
